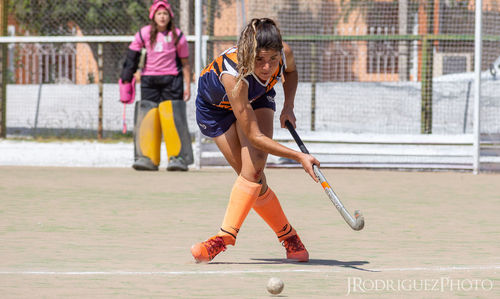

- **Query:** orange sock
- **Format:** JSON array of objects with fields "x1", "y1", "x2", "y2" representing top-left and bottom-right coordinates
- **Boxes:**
[
  {"x1": 253, "y1": 187, "x2": 296, "y2": 242},
  {"x1": 218, "y1": 175, "x2": 262, "y2": 246}
]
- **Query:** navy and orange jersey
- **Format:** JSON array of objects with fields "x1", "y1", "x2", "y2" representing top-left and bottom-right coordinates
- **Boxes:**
[{"x1": 197, "y1": 47, "x2": 286, "y2": 110}]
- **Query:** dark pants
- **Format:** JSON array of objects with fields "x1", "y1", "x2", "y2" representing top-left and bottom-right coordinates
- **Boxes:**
[{"x1": 141, "y1": 74, "x2": 183, "y2": 103}]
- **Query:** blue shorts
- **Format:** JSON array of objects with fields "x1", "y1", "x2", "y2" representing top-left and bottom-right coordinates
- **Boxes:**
[{"x1": 196, "y1": 90, "x2": 276, "y2": 138}]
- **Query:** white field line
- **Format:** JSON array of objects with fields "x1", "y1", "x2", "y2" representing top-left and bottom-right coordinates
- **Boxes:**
[{"x1": 0, "y1": 265, "x2": 499, "y2": 276}]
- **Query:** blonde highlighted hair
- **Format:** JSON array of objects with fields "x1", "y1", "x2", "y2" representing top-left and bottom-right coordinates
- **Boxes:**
[{"x1": 233, "y1": 18, "x2": 283, "y2": 94}]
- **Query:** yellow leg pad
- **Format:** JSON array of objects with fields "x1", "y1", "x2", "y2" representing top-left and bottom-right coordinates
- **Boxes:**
[
  {"x1": 158, "y1": 100, "x2": 194, "y2": 164},
  {"x1": 137, "y1": 107, "x2": 161, "y2": 166},
  {"x1": 158, "y1": 101, "x2": 181, "y2": 158}
]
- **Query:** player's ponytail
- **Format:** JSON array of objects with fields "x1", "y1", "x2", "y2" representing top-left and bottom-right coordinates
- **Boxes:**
[{"x1": 233, "y1": 18, "x2": 283, "y2": 95}]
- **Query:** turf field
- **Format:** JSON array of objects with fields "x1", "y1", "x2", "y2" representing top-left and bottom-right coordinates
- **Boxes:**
[{"x1": 0, "y1": 166, "x2": 498, "y2": 298}]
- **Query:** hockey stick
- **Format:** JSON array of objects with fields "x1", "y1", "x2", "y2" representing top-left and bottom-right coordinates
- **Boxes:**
[
  {"x1": 122, "y1": 103, "x2": 127, "y2": 134},
  {"x1": 285, "y1": 120, "x2": 365, "y2": 231}
]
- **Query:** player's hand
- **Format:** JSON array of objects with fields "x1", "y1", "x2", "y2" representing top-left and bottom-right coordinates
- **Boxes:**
[
  {"x1": 280, "y1": 106, "x2": 296, "y2": 128},
  {"x1": 183, "y1": 89, "x2": 191, "y2": 102},
  {"x1": 298, "y1": 153, "x2": 320, "y2": 183}
]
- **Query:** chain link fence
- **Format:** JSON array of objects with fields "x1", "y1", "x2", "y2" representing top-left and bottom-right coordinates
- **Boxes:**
[
  {"x1": 6, "y1": 0, "x2": 193, "y2": 84},
  {"x1": 10, "y1": 0, "x2": 151, "y2": 35},
  {"x1": 1, "y1": 0, "x2": 500, "y2": 170}
]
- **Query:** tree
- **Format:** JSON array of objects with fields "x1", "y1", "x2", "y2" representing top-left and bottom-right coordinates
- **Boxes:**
[
  {"x1": 9, "y1": 0, "x2": 150, "y2": 35},
  {"x1": 8, "y1": 0, "x2": 170, "y2": 83}
]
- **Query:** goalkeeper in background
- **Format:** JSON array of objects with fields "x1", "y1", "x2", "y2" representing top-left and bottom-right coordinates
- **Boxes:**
[{"x1": 119, "y1": 0, "x2": 193, "y2": 171}]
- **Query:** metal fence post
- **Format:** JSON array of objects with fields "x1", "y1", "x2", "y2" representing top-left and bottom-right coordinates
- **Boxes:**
[
  {"x1": 473, "y1": 0, "x2": 483, "y2": 174},
  {"x1": 194, "y1": 0, "x2": 202, "y2": 169},
  {"x1": 310, "y1": 42, "x2": 316, "y2": 131},
  {"x1": 97, "y1": 43, "x2": 104, "y2": 140},
  {"x1": 0, "y1": 0, "x2": 7, "y2": 138}
]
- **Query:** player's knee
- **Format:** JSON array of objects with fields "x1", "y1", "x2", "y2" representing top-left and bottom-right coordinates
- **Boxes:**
[
  {"x1": 244, "y1": 168, "x2": 265, "y2": 183},
  {"x1": 239, "y1": 171, "x2": 262, "y2": 184}
]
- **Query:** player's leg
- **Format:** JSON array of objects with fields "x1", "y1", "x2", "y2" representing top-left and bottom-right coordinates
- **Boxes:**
[
  {"x1": 190, "y1": 121, "x2": 258, "y2": 262},
  {"x1": 232, "y1": 108, "x2": 308, "y2": 261},
  {"x1": 191, "y1": 109, "x2": 271, "y2": 262},
  {"x1": 245, "y1": 109, "x2": 308, "y2": 262},
  {"x1": 158, "y1": 75, "x2": 193, "y2": 171},
  {"x1": 213, "y1": 108, "x2": 275, "y2": 242},
  {"x1": 253, "y1": 187, "x2": 309, "y2": 262},
  {"x1": 158, "y1": 100, "x2": 193, "y2": 171},
  {"x1": 132, "y1": 78, "x2": 162, "y2": 171}
]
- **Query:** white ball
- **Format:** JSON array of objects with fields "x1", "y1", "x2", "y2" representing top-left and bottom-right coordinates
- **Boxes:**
[{"x1": 266, "y1": 277, "x2": 284, "y2": 295}]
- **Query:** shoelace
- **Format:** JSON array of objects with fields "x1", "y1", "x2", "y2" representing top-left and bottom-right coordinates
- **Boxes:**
[
  {"x1": 204, "y1": 237, "x2": 226, "y2": 257},
  {"x1": 282, "y1": 235, "x2": 305, "y2": 253}
]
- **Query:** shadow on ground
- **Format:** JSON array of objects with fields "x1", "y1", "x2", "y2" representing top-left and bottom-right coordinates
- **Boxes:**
[{"x1": 210, "y1": 259, "x2": 374, "y2": 271}]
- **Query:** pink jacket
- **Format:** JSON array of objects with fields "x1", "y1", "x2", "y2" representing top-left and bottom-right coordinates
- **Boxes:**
[{"x1": 129, "y1": 25, "x2": 189, "y2": 76}]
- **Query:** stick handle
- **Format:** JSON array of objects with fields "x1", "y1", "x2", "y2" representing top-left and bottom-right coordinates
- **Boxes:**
[
  {"x1": 285, "y1": 119, "x2": 321, "y2": 179},
  {"x1": 122, "y1": 103, "x2": 127, "y2": 134},
  {"x1": 284, "y1": 120, "x2": 309, "y2": 154}
]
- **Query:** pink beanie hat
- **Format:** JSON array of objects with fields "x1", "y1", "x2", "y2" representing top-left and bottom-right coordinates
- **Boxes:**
[{"x1": 149, "y1": 0, "x2": 174, "y2": 20}]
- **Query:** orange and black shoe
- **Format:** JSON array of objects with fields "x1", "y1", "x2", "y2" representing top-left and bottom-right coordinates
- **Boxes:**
[
  {"x1": 191, "y1": 236, "x2": 227, "y2": 263},
  {"x1": 282, "y1": 234, "x2": 309, "y2": 262}
]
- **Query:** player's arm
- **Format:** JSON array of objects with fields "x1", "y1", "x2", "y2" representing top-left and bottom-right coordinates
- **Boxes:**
[
  {"x1": 120, "y1": 49, "x2": 141, "y2": 83},
  {"x1": 221, "y1": 74, "x2": 318, "y2": 182},
  {"x1": 180, "y1": 57, "x2": 191, "y2": 101},
  {"x1": 121, "y1": 31, "x2": 144, "y2": 83},
  {"x1": 280, "y1": 42, "x2": 299, "y2": 128}
]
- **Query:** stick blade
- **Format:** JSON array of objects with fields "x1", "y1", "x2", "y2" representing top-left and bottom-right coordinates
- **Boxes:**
[{"x1": 352, "y1": 210, "x2": 365, "y2": 231}]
